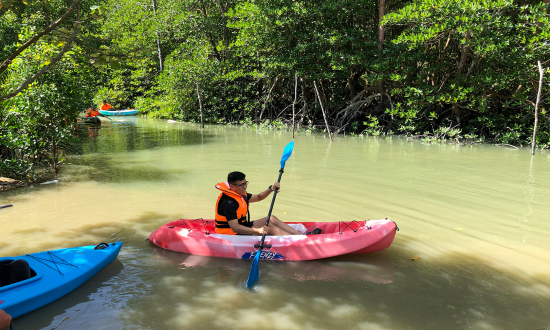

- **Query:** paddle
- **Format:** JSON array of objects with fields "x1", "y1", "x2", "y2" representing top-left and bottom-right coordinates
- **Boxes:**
[
  {"x1": 246, "y1": 141, "x2": 294, "y2": 289},
  {"x1": 99, "y1": 113, "x2": 112, "y2": 121}
]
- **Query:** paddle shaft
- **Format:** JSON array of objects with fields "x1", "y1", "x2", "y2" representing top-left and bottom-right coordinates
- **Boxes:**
[
  {"x1": 257, "y1": 168, "x2": 284, "y2": 250},
  {"x1": 0, "y1": 204, "x2": 13, "y2": 209}
]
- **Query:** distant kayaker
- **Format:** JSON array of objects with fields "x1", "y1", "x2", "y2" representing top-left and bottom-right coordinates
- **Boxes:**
[
  {"x1": 100, "y1": 100, "x2": 113, "y2": 111},
  {"x1": 86, "y1": 107, "x2": 101, "y2": 117},
  {"x1": 0, "y1": 309, "x2": 11, "y2": 329},
  {"x1": 215, "y1": 171, "x2": 322, "y2": 236}
]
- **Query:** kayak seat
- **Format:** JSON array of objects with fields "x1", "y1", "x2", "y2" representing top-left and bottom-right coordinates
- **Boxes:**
[{"x1": 0, "y1": 259, "x2": 35, "y2": 287}]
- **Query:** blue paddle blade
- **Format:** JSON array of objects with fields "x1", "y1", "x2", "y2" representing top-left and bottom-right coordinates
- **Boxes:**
[
  {"x1": 280, "y1": 141, "x2": 294, "y2": 169},
  {"x1": 246, "y1": 250, "x2": 261, "y2": 289}
]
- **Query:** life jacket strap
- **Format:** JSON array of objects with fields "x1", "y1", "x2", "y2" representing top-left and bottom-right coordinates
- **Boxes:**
[
  {"x1": 214, "y1": 220, "x2": 231, "y2": 228},
  {"x1": 215, "y1": 218, "x2": 248, "y2": 229}
]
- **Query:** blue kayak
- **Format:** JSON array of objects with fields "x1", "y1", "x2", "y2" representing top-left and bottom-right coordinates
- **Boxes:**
[
  {"x1": 0, "y1": 242, "x2": 122, "y2": 318},
  {"x1": 98, "y1": 109, "x2": 138, "y2": 116}
]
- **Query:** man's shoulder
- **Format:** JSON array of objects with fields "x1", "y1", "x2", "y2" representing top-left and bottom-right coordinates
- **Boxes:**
[{"x1": 219, "y1": 194, "x2": 238, "y2": 205}]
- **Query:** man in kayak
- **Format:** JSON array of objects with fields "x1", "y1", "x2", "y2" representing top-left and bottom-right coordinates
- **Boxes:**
[
  {"x1": 100, "y1": 100, "x2": 113, "y2": 111},
  {"x1": 86, "y1": 107, "x2": 101, "y2": 117},
  {"x1": 0, "y1": 309, "x2": 11, "y2": 329},
  {"x1": 215, "y1": 171, "x2": 322, "y2": 236}
]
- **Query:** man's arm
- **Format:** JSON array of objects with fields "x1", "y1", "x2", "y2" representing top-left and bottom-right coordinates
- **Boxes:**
[
  {"x1": 228, "y1": 219, "x2": 267, "y2": 235},
  {"x1": 0, "y1": 309, "x2": 12, "y2": 329},
  {"x1": 249, "y1": 182, "x2": 280, "y2": 203}
]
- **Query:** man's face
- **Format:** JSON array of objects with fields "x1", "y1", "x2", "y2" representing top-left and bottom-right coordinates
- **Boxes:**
[{"x1": 230, "y1": 179, "x2": 248, "y2": 195}]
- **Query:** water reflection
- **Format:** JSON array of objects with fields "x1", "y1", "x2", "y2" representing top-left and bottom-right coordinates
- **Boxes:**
[
  {"x1": 73, "y1": 117, "x2": 209, "y2": 155},
  {"x1": 150, "y1": 244, "x2": 395, "y2": 285},
  {"x1": 65, "y1": 118, "x2": 209, "y2": 183}
]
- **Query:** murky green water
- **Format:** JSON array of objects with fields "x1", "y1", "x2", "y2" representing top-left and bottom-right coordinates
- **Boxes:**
[{"x1": 2, "y1": 117, "x2": 550, "y2": 329}]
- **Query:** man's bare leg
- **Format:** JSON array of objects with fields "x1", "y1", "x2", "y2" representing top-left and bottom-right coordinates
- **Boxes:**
[{"x1": 253, "y1": 216, "x2": 303, "y2": 235}]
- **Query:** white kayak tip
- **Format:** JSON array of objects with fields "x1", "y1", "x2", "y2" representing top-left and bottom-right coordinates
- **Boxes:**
[{"x1": 40, "y1": 180, "x2": 58, "y2": 185}]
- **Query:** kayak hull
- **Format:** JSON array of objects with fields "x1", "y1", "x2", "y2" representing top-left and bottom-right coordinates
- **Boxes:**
[
  {"x1": 149, "y1": 219, "x2": 397, "y2": 261},
  {"x1": 0, "y1": 242, "x2": 122, "y2": 319},
  {"x1": 81, "y1": 117, "x2": 101, "y2": 125},
  {"x1": 98, "y1": 109, "x2": 137, "y2": 116}
]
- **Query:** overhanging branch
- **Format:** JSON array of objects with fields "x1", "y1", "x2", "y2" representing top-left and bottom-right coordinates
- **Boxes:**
[
  {"x1": 0, "y1": 6, "x2": 81, "y2": 101},
  {"x1": 0, "y1": 0, "x2": 82, "y2": 77}
]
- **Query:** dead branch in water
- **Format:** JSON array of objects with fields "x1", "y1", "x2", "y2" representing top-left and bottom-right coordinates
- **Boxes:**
[
  {"x1": 258, "y1": 78, "x2": 278, "y2": 121},
  {"x1": 292, "y1": 73, "x2": 297, "y2": 138},
  {"x1": 496, "y1": 144, "x2": 519, "y2": 149},
  {"x1": 313, "y1": 80, "x2": 332, "y2": 140},
  {"x1": 532, "y1": 61, "x2": 544, "y2": 155}
]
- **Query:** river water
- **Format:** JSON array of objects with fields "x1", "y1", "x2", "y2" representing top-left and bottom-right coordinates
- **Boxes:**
[{"x1": 2, "y1": 117, "x2": 550, "y2": 329}]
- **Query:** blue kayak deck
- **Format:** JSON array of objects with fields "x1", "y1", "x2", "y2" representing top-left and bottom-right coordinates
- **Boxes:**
[
  {"x1": 98, "y1": 109, "x2": 138, "y2": 116},
  {"x1": 0, "y1": 242, "x2": 122, "y2": 318}
]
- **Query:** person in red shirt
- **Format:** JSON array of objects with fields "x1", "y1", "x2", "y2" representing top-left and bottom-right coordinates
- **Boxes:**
[{"x1": 100, "y1": 100, "x2": 113, "y2": 111}]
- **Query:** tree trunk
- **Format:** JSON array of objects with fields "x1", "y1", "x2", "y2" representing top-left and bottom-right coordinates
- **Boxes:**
[
  {"x1": 196, "y1": 0, "x2": 222, "y2": 63},
  {"x1": 300, "y1": 79, "x2": 308, "y2": 125},
  {"x1": 216, "y1": 0, "x2": 231, "y2": 61},
  {"x1": 319, "y1": 79, "x2": 329, "y2": 117},
  {"x1": 152, "y1": 0, "x2": 164, "y2": 72},
  {"x1": 259, "y1": 78, "x2": 277, "y2": 121},
  {"x1": 378, "y1": 0, "x2": 385, "y2": 52},
  {"x1": 452, "y1": 32, "x2": 472, "y2": 124},
  {"x1": 532, "y1": 61, "x2": 544, "y2": 155},
  {"x1": 314, "y1": 81, "x2": 332, "y2": 141},
  {"x1": 376, "y1": 0, "x2": 386, "y2": 99},
  {"x1": 196, "y1": 80, "x2": 204, "y2": 129},
  {"x1": 292, "y1": 73, "x2": 297, "y2": 138}
]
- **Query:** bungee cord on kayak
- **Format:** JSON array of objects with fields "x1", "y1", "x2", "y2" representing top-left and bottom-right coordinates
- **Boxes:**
[
  {"x1": 337, "y1": 219, "x2": 399, "y2": 234},
  {"x1": 168, "y1": 218, "x2": 215, "y2": 235},
  {"x1": 26, "y1": 251, "x2": 78, "y2": 276}
]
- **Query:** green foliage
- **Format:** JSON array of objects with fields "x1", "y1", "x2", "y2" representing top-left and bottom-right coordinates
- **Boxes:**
[
  {"x1": 1, "y1": 0, "x2": 103, "y2": 179},
  {"x1": 2, "y1": 0, "x2": 550, "y2": 182},
  {"x1": 377, "y1": 0, "x2": 550, "y2": 144}
]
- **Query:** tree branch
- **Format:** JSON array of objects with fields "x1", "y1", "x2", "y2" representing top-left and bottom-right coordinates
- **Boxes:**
[
  {"x1": 0, "y1": 0, "x2": 82, "y2": 77},
  {"x1": 484, "y1": 85, "x2": 523, "y2": 100},
  {"x1": 0, "y1": 6, "x2": 81, "y2": 101}
]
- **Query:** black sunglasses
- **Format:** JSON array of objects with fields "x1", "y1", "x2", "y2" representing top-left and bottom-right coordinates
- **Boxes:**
[{"x1": 232, "y1": 181, "x2": 249, "y2": 188}]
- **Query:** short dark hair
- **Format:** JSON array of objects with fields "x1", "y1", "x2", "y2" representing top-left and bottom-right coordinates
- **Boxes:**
[
  {"x1": 103, "y1": 100, "x2": 107, "y2": 103},
  {"x1": 228, "y1": 171, "x2": 246, "y2": 184}
]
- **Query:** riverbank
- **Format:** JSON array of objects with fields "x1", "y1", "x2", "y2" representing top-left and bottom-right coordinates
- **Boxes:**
[{"x1": 0, "y1": 177, "x2": 27, "y2": 191}]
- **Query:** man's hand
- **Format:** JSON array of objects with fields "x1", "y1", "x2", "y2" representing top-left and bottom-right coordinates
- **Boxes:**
[
  {"x1": 272, "y1": 182, "x2": 281, "y2": 192},
  {"x1": 0, "y1": 309, "x2": 12, "y2": 330},
  {"x1": 254, "y1": 226, "x2": 269, "y2": 235}
]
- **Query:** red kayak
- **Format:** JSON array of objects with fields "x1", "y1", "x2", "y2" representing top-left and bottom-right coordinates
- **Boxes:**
[{"x1": 149, "y1": 219, "x2": 398, "y2": 261}]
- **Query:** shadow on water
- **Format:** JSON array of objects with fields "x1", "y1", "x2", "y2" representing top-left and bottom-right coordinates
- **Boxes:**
[{"x1": 9, "y1": 211, "x2": 550, "y2": 330}]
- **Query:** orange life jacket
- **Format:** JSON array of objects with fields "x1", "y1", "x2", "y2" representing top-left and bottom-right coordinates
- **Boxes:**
[
  {"x1": 86, "y1": 109, "x2": 100, "y2": 117},
  {"x1": 100, "y1": 103, "x2": 112, "y2": 110},
  {"x1": 214, "y1": 181, "x2": 249, "y2": 235}
]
